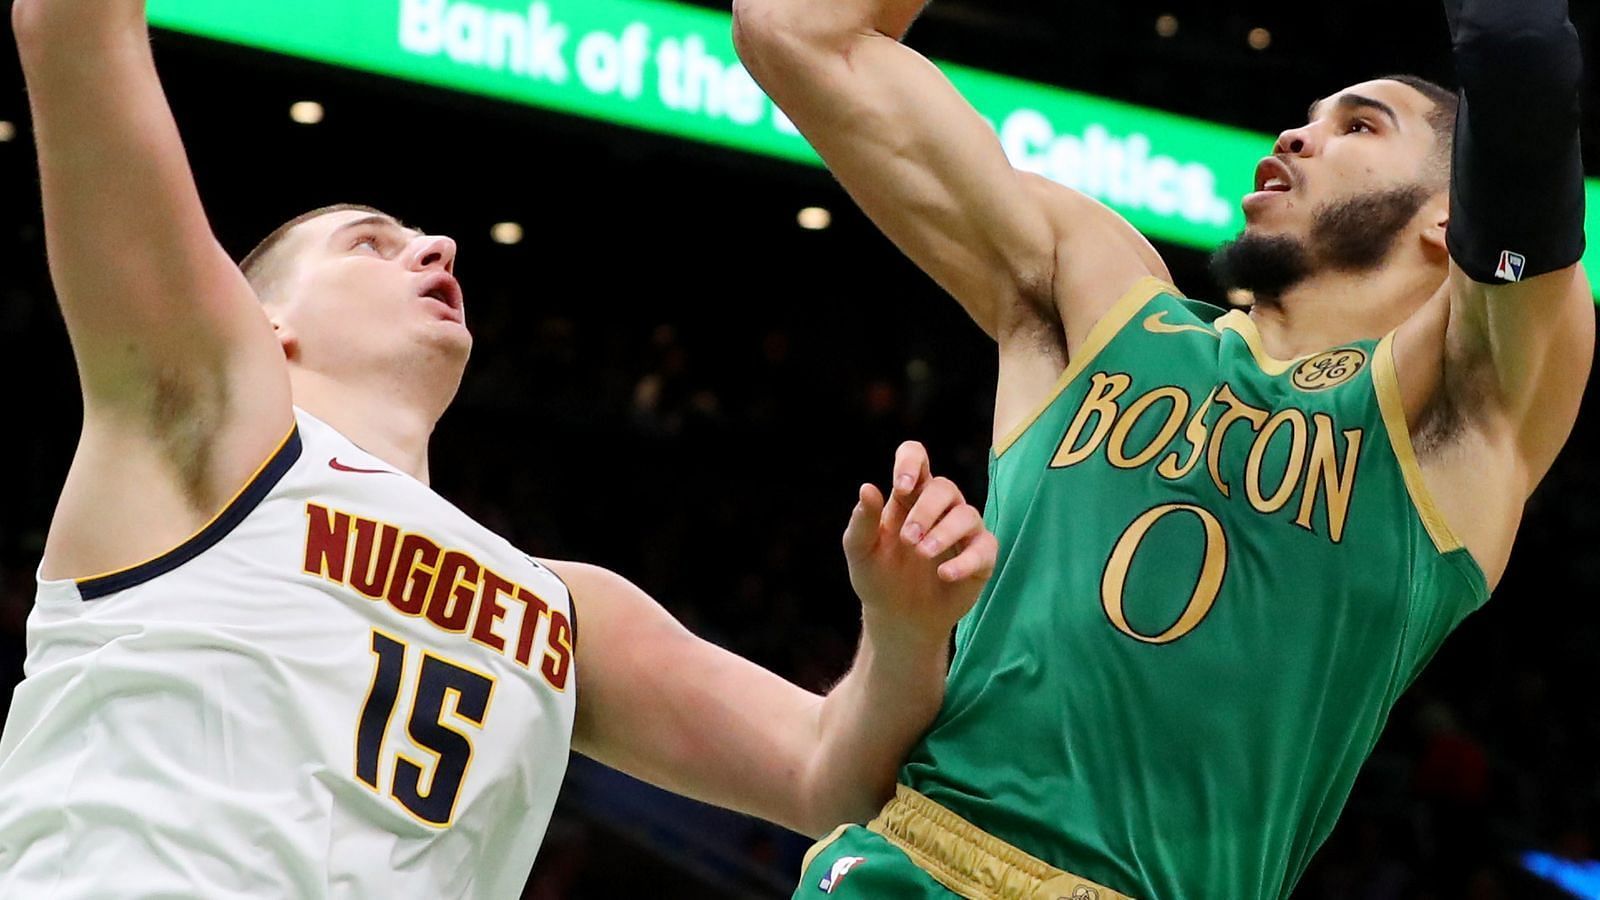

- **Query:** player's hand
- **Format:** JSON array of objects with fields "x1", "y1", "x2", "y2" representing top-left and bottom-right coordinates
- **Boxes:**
[{"x1": 842, "y1": 441, "x2": 997, "y2": 644}]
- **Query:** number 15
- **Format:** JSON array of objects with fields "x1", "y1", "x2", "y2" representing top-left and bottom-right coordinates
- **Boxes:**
[{"x1": 355, "y1": 630, "x2": 497, "y2": 827}]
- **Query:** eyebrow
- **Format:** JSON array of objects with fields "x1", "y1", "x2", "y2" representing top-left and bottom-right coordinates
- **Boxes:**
[
  {"x1": 330, "y1": 215, "x2": 421, "y2": 242},
  {"x1": 1307, "y1": 93, "x2": 1401, "y2": 129}
]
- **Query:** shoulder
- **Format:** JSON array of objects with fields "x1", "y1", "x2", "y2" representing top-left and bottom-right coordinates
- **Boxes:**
[
  {"x1": 538, "y1": 559, "x2": 632, "y2": 597},
  {"x1": 1021, "y1": 174, "x2": 1172, "y2": 283},
  {"x1": 535, "y1": 560, "x2": 675, "y2": 632},
  {"x1": 1018, "y1": 173, "x2": 1174, "y2": 342}
]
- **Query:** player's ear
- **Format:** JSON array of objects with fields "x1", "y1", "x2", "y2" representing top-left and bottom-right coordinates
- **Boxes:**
[
  {"x1": 268, "y1": 315, "x2": 300, "y2": 361},
  {"x1": 1420, "y1": 194, "x2": 1449, "y2": 262}
]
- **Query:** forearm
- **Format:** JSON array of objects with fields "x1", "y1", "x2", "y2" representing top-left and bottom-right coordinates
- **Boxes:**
[
  {"x1": 1445, "y1": 0, "x2": 1585, "y2": 283},
  {"x1": 797, "y1": 617, "x2": 948, "y2": 834},
  {"x1": 14, "y1": 0, "x2": 260, "y2": 401},
  {"x1": 12, "y1": 0, "x2": 147, "y2": 47}
]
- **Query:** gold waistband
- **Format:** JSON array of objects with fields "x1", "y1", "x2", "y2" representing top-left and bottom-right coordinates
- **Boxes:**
[{"x1": 866, "y1": 785, "x2": 1136, "y2": 900}]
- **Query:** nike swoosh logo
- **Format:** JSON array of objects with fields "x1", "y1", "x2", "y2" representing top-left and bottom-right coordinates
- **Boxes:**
[
  {"x1": 1143, "y1": 312, "x2": 1219, "y2": 338},
  {"x1": 329, "y1": 458, "x2": 394, "y2": 475}
]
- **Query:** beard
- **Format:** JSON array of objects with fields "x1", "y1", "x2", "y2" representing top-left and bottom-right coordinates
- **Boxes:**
[{"x1": 1209, "y1": 185, "x2": 1431, "y2": 302}]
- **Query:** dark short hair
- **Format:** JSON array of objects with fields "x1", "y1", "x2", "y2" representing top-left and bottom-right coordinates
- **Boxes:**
[
  {"x1": 1378, "y1": 74, "x2": 1459, "y2": 168},
  {"x1": 239, "y1": 203, "x2": 390, "y2": 297}
]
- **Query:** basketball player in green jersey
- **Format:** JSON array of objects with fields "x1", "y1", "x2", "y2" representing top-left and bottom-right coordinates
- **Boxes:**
[{"x1": 735, "y1": 0, "x2": 1594, "y2": 896}]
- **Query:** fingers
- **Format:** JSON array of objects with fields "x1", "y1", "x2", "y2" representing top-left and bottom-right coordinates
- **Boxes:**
[
  {"x1": 842, "y1": 483, "x2": 886, "y2": 559},
  {"x1": 890, "y1": 440, "x2": 932, "y2": 503},
  {"x1": 913, "y1": 503, "x2": 983, "y2": 560},
  {"x1": 881, "y1": 441, "x2": 931, "y2": 533},
  {"x1": 938, "y1": 531, "x2": 999, "y2": 583},
  {"x1": 897, "y1": 476, "x2": 962, "y2": 546}
]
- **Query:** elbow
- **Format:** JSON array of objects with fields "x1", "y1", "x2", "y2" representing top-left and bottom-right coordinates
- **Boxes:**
[
  {"x1": 731, "y1": 0, "x2": 784, "y2": 54},
  {"x1": 732, "y1": 0, "x2": 850, "y2": 77},
  {"x1": 731, "y1": 0, "x2": 804, "y2": 76}
]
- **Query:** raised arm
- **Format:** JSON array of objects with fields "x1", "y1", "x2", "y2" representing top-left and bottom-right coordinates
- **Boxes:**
[
  {"x1": 555, "y1": 443, "x2": 996, "y2": 837},
  {"x1": 731, "y1": 0, "x2": 1169, "y2": 343},
  {"x1": 13, "y1": 0, "x2": 291, "y2": 576},
  {"x1": 1396, "y1": 0, "x2": 1593, "y2": 493}
]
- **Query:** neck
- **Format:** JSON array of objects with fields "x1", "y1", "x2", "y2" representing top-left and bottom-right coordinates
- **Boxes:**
[
  {"x1": 288, "y1": 367, "x2": 452, "y2": 484},
  {"x1": 1247, "y1": 258, "x2": 1446, "y2": 359}
]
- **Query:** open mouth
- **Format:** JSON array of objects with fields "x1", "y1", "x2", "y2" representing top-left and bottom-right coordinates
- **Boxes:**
[
  {"x1": 418, "y1": 273, "x2": 465, "y2": 322},
  {"x1": 1253, "y1": 157, "x2": 1295, "y2": 194}
]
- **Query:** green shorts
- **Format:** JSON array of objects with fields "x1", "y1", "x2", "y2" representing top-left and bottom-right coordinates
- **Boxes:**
[
  {"x1": 791, "y1": 786, "x2": 1136, "y2": 900},
  {"x1": 793, "y1": 824, "x2": 955, "y2": 899}
]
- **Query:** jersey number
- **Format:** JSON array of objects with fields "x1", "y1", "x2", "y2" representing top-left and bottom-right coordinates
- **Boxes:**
[
  {"x1": 1101, "y1": 504, "x2": 1229, "y2": 644},
  {"x1": 356, "y1": 630, "x2": 496, "y2": 826}
]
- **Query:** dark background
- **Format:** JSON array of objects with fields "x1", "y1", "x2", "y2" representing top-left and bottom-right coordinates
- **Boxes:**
[{"x1": 2, "y1": 1, "x2": 1597, "y2": 897}]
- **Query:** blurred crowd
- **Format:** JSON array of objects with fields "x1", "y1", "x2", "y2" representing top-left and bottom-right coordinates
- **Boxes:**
[{"x1": 1, "y1": 204, "x2": 1596, "y2": 900}]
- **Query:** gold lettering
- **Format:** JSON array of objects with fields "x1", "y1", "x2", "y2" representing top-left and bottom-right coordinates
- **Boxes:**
[
  {"x1": 1205, "y1": 385, "x2": 1268, "y2": 497},
  {"x1": 1052, "y1": 372, "x2": 1133, "y2": 469},
  {"x1": 1157, "y1": 387, "x2": 1218, "y2": 480},
  {"x1": 1245, "y1": 409, "x2": 1309, "y2": 513},
  {"x1": 1107, "y1": 387, "x2": 1189, "y2": 470},
  {"x1": 1295, "y1": 414, "x2": 1363, "y2": 543}
]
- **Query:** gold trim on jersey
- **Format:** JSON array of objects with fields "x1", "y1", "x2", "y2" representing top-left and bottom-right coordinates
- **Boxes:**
[
  {"x1": 867, "y1": 785, "x2": 1136, "y2": 900},
  {"x1": 1214, "y1": 310, "x2": 1311, "y2": 376},
  {"x1": 799, "y1": 823, "x2": 853, "y2": 886},
  {"x1": 74, "y1": 422, "x2": 302, "y2": 587},
  {"x1": 994, "y1": 276, "x2": 1180, "y2": 458},
  {"x1": 1371, "y1": 333, "x2": 1463, "y2": 554}
]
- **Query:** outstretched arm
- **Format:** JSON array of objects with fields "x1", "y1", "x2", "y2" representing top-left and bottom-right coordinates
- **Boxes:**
[
  {"x1": 732, "y1": 0, "x2": 1169, "y2": 446},
  {"x1": 14, "y1": 1, "x2": 291, "y2": 574},
  {"x1": 732, "y1": 0, "x2": 1169, "y2": 342},
  {"x1": 1397, "y1": 0, "x2": 1593, "y2": 495},
  {"x1": 557, "y1": 442, "x2": 996, "y2": 837}
]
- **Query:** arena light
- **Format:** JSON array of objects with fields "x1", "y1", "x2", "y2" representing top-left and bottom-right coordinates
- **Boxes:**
[
  {"x1": 143, "y1": 0, "x2": 1600, "y2": 301},
  {"x1": 0, "y1": 120, "x2": 15, "y2": 143},
  {"x1": 797, "y1": 207, "x2": 832, "y2": 231},
  {"x1": 290, "y1": 101, "x2": 325, "y2": 125},
  {"x1": 490, "y1": 221, "x2": 525, "y2": 245}
]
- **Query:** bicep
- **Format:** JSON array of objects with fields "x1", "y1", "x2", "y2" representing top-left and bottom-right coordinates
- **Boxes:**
[
  {"x1": 560, "y1": 563, "x2": 822, "y2": 832},
  {"x1": 1446, "y1": 264, "x2": 1595, "y2": 479}
]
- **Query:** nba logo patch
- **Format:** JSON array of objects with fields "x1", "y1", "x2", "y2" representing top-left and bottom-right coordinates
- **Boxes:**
[
  {"x1": 818, "y1": 856, "x2": 866, "y2": 893},
  {"x1": 1495, "y1": 250, "x2": 1527, "y2": 282}
]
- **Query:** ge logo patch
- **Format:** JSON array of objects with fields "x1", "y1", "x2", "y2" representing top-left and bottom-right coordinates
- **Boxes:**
[{"x1": 1292, "y1": 348, "x2": 1368, "y2": 392}]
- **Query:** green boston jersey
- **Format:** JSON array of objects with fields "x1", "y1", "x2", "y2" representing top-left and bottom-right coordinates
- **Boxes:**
[{"x1": 900, "y1": 278, "x2": 1490, "y2": 900}]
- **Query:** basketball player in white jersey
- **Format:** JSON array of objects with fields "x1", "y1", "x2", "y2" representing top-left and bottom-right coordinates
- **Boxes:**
[{"x1": 0, "y1": 2, "x2": 999, "y2": 897}]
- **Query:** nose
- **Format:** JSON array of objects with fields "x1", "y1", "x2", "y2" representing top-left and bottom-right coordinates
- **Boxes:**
[
  {"x1": 408, "y1": 235, "x2": 458, "y2": 274},
  {"x1": 1274, "y1": 124, "x2": 1317, "y2": 158}
]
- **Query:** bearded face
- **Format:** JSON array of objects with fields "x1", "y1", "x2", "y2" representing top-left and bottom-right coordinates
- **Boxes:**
[
  {"x1": 1213, "y1": 77, "x2": 1456, "y2": 304},
  {"x1": 1210, "y1": 185, "x2": 1431, "y2": 301}
]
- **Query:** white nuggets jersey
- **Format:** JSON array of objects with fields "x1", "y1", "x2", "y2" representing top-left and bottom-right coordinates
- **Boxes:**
[{"x1": 0, "y1": 410, "x2": 578, "y2": 899}]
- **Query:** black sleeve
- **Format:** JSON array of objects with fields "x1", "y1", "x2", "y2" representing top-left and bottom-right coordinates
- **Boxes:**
[{"x1": 1444, "y1": 0, "x2": 1587, "y2": 284}]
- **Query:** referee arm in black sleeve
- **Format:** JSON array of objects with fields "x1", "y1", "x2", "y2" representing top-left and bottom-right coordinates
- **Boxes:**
[{"x1": 1400, "y1": 0, "x2": 1595, "y2": 497}]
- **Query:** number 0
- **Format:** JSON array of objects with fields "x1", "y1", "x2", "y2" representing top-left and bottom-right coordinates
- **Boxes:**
[{"x1": 1101, "y1": 504, "x2": 1228, "y2": 644}]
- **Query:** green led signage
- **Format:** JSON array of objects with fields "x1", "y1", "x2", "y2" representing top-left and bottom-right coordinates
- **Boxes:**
[{"x1": 145, "y1": 0, "x2": 1600, "y2": 296}]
